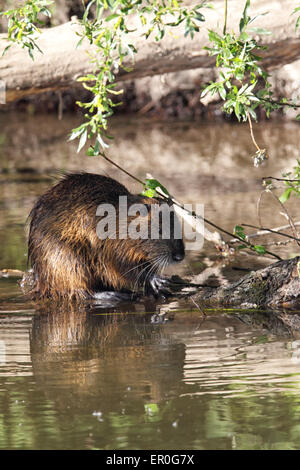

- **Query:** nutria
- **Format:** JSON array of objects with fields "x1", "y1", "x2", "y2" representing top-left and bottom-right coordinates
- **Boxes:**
[{"x1": 26, "y1": 172, "x2": 185, "y2": 300}]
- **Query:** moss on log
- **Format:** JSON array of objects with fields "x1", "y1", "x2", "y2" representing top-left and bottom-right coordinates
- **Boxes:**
[{"x1": 191, "y1": 256, "x2": 300, "y2": 309}]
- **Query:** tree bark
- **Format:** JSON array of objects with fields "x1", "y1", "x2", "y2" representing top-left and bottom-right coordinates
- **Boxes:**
[
  {"x1": 188, "y1": 256, "x2": 300, "y2": 309},
  {"x1": 0, "y1": 0, "x2": 299, "y2": 103}
]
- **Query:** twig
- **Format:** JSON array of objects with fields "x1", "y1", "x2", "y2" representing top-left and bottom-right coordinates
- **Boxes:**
[
  {"x1": 256, "y1": 189, "x2": 264, "y2": 227},
  {"x1": 138, "y1": 100, "x2": 155, "y2": 114},
  {"x1": 246, "y1": 110, "x2": 261, "y2": 152},
  {"x1": 57, "y1": 91, "x2": 63, "y2": 121},
  {"x1": 263, "y1": 176, "x2": 300, "y2": 183},
  {"x1": 266, "y1": 189, "x2": 300, "y2": 245},
  {"x1": 100, "y1": 152, "x2": 144, "y2": 186},
  {"x1": 262, "y1": 240, "x2": 293, "y2": 247},
  {"x1": 241, "y1": 223, "x2": 300, "y2": 243},
  {"x1": 259, "y1": 98, "x2": 300, "y2": 109},
  {"x1": 231, "y1": 221, "x2": 300, "y2": 241},
  {"x1": 223, "y1": 0, "x2": 228, "y2": 35}
]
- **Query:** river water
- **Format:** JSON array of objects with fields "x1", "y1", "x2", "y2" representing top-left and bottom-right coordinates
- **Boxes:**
[{"x1": 0, "y1": 113, "x2": 300, "y2": 450}]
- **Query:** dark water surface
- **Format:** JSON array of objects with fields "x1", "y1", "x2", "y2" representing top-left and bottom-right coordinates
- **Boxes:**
[{"x1": 0, "y1": 114, "x2": 300, "y2": 450}]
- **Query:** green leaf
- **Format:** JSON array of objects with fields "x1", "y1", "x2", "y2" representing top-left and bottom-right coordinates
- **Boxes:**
[
  {"x1": 208, "y1": 29, "x2": 222, "y2": 44},
  {"x1": 234, "y1": 101, "x2": 241, "y2": 119},
  {"x1": 76, "y1": 36, "x2": 85, "y2": 48},
  {"x1": 142, "y1": 188, "x2": 157, "y2": 198},
  {"x1": 105, "y1": 13, "x2": 119, "y2": 22},
  {"x1": 87, "y1": 146, "x2": 96, "y2": 156},
  {"x1": 93, "y1": 137, "x2": 101, "y2": 154},
  {"x1": 247, "y1": 107, "x2": 257, "y2": 120},
  {"x1": 97, "y1": 134, "x2": 109, "y2": 150},
  {"x1": 253, "y1": 245, "x2": 267, "y2": 254},
  {"x1": 77, "y1": 129, "x2": 87, "y2": 153},
  {"x1": 141, "y1": 178, "x2": 170, "y2": 198},
  {"x1": 279, "y1": 188, "x2": 292, "y2": 204},
  {"x1": 239, "y1": 0, "x2": 251, "y2": 32},
  {"x1": 69, "y1": 125, "x2": 86, "y2": 141},
  {"x1": 238, "y1": 83, "x2": 250, "y2": 95},
  {"x1": 219, "y1": 85, "x2": 226, "y2": 100},
  {"x1": 83, "y1": 0, "x2": 95, "y2": 22},
  {"x1": 2, "y1": 44, "x2": 11, "y2": 56},
  {"x1": 233, "y1": 225, "x2": 246, "y2": 240}
]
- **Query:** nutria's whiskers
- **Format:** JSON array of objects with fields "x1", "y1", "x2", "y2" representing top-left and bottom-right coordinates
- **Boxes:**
[{"x1": 121, "y1": 259, "x2": 152, "y2": 278}]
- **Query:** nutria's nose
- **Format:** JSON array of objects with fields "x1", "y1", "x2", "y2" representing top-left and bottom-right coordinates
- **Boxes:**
[{"x1": 172, "y1": 252, "x2": 185, "y2": 262}]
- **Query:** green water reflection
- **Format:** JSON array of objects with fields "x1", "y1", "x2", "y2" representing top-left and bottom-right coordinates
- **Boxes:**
[{"x1": 1, "y1": 306, "x2": 300, "y2": 450}]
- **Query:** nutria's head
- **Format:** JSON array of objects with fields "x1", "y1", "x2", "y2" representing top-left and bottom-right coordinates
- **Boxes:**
[
  {"x1": 95, "y1": 194, "x2": 185, "y2": 291},
  {"x1": 130, "y1": 197, "x2": 185, "y2": 264}
]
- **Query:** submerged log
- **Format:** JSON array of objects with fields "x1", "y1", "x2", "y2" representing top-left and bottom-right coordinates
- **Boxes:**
[{"x1": 189, "y1": 256, "x2": 300, "y2": 309}]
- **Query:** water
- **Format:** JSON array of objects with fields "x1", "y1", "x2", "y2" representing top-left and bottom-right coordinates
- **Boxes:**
[{"x1": 0, "y1": 113, "x2": 300, "y2": 450}]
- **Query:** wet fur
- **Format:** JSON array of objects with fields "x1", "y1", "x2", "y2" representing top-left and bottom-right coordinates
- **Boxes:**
[{"x1": 27, "y1": 173, "x2": 184, "y2": 300}]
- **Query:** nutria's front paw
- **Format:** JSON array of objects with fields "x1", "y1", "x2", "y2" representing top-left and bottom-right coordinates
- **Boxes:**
[{"x1": 147, "y1": 276, "x2": 173, "y2": 298}]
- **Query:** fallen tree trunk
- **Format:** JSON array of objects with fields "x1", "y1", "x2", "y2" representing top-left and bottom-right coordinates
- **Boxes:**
[
  {"x1": 0, "y1": 0, "x2": 299, "y2": 102},
  {"x1": 188, "y1": 256, "x2": 300, "y2": 309}
]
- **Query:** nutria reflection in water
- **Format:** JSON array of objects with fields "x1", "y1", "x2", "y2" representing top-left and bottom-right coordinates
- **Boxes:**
[
  {"x1": 23, "y1": 173, "x2": 185, "y2": 301},
  {"x1": 30, "y1": 305, "x2": 186, "y2": 411}
]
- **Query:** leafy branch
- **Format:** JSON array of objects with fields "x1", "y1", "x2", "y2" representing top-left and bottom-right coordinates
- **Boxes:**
[
  {"x1": 201, "y1": 1, "x2": 271, "y2": 122},
  {"x1": 69, "y1": 0, "x2": 208, "y2": 153},
  {"x1": 0, "y1": 0, "x2": 53, "y2": 59},
  {"x1": 201, "y1": 0, "x2": 300, "y2": 165},
  {"x1": 262, "y1": 161, "x2": 300, "y2": 204}
]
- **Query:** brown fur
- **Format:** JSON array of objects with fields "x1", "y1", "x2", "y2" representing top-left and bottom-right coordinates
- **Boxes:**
[{"x1": 26, "y1": 172, "x2": 185, "y2": 301}]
